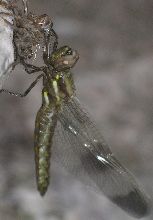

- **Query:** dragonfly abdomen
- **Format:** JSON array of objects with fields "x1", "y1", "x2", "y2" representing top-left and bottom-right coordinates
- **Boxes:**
[{"x1": 34, "y1": 105, "x2": 57, "y2": 196}]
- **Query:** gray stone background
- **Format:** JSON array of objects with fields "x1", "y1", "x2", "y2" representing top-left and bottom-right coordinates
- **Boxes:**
[{"x1": 0, "y1": 0, "x2": 153, "y2": 219}]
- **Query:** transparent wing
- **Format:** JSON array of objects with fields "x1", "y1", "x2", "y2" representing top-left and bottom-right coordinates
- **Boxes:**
[{"x1": 52, "y1": 96, "x2": 151, "y2": 218}]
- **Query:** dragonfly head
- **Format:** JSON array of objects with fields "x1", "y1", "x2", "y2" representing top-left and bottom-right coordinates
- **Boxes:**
[{"x1": 50, "y1": 46, "x2": 79, "y2": 71}]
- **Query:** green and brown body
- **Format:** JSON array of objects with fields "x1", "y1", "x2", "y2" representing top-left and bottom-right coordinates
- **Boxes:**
[
  {"x1": 34, "y1": 94, "x2": 57, "y2": 196},
  {"x1": 34, "y1": 46, "x2": 79, "y2": 195}
]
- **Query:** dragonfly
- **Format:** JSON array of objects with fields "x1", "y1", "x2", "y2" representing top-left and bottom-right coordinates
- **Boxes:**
[
  {"x1": 0, "y1": 35, "x2": 151, "y2": 218},
  {"x1": 0, "y1": 0, "x2": 58, "y2": 86}
]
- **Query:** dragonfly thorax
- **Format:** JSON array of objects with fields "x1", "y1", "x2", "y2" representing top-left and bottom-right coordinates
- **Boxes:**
[{"x1": 43, "y1": 71, "x2": 75, "y2": 107}]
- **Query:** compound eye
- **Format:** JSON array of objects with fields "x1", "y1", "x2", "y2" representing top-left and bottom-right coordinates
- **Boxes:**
[{"x1": 66, "y1": 49, "x2": 73, "y2": 55}]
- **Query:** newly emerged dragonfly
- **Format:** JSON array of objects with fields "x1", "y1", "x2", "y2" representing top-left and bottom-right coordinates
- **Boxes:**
[{"x1": 0, "y1": 41, "x2": 151, "y2": 218}]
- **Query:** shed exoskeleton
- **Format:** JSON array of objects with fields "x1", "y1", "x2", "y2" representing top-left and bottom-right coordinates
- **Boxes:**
[{"x1": 0, "y1": 0, "x2": 58, "y2": 79}]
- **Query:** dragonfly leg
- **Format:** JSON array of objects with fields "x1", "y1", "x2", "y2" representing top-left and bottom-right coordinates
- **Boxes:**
[
  {"x1": 51, "y1": 29, "x2": 58, "y2": 51},
  {"x1": 22, "y1": 62, "x2": 45, "y2": 74},
  {"x1": 0, "y1": 74, "x2": 43, "y2": 97},
  {"x1": 43, "y1": 28, "x2": 58, "y2": 60}
]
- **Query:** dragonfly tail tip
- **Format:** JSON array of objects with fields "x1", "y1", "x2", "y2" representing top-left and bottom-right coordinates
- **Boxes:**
[{"x1": 38, "y1": 185, "x2": 48, "y2": 197}]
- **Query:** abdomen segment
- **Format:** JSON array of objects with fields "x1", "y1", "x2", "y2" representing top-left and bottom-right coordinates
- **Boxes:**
[{"x1": 34, "y1": 105, "x2": 57, "y2": 196}]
